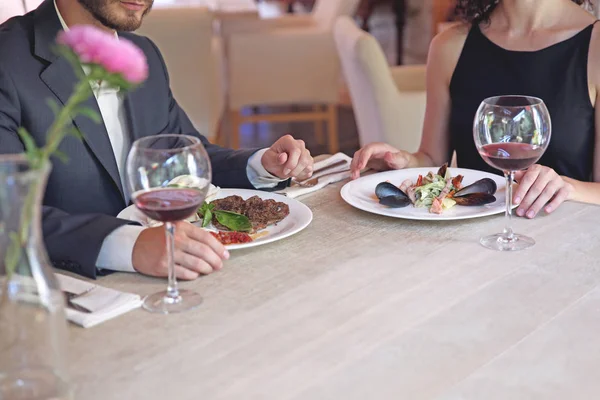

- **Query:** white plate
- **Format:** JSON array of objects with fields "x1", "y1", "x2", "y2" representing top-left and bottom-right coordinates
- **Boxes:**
[
  {"x1": 340, "y1": 168, "x2": 508, "y2": 221},
  {"x1": 195, "y1": 188, "x2": 313, "y2": 250}
]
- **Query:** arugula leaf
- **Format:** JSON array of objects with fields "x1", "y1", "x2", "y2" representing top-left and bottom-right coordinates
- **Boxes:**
[
  {"x1": 197, "y1": 201, "x2": 251, "y2": 232},
  {"x1": 198, "y1": 202, "x2": 215, "y2": 228},
  {"x1": 214, "y1": 210, "x2": 252, "y2": 232},
  {"x1": 202, "y1": 209, "x2": 213, "y2": 228}
]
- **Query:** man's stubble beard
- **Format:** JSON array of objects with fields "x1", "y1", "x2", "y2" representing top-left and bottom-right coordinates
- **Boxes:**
[{"x1": 76, "y1": 0, "x2": 153, "y2": 31}]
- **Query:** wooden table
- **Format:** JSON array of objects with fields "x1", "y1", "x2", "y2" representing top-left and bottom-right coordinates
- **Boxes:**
[
  {"x1": 152, "y1": 0, "x2": 259, "y2": 19},
  {"x1": 67, "y1": 179, "x2": 600, "y2": 399}
]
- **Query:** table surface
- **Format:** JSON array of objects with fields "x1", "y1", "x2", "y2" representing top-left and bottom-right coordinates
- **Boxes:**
[{"x1": 67, "y1": 177, "x2": 600, "y2": 400}]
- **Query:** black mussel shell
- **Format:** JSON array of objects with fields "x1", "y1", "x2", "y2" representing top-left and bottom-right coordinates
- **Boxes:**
[
  {"x1": 376, "y1": 182, "x2": 406, "y2": 199},
  {"x1": 379, "y1": 195, "x2": 411, "y2": 208},
  {"x1": 437, "y1": 163, "x2": 448, "y2": 178},
  {"x1": 375, "y1": 182, "x2": 410, "y2": 208},
  {"x1": 453, "y1": 193, "x2": 496, "y2": 206},
  {"x1": 454, "y1": 178, "x2": 497, "y2": 197}
]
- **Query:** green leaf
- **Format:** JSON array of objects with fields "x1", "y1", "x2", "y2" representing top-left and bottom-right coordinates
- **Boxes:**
[
  {"x1": 77, "y1": 106, "x2": 102, "y2": 124},
  {"x1": 202, "y1": 209, "x2": 213, "y2": 228},
  {"x1": 214, "y1": 210, "x2": 252, "y2": 232},
  {"x1": 17, "y1": 127, "x2": 41, "y2": 167},
  {"x1": 46, "y1": 99, "x2": 62, "y2": 116},
  {"x1": 5, "y1": 232, "x2": 21, "y2": 277},
  {"x1": 198, "y1": 202, "x2": 215, "y2": 228},
  {"x1": 52, "y1": 149, "x2": 69, "y2": 164},
  {"x1": 54, "y1": 46, "x2": 86, "y2": 80},
  {"x1": 68, "y1": 127, "x2": 84, "y2": 140}
]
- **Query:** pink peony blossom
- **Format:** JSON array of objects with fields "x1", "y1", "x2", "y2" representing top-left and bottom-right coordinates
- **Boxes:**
[{"x1": 57, "y1": 25, "x2": 148, "y2": 84}]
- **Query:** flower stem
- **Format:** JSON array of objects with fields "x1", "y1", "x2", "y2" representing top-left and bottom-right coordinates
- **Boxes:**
[{"x1": 3, "y1": 79, "x2": 93, "y2": 283}]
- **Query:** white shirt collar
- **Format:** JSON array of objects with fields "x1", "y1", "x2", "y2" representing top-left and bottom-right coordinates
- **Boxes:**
[{"x1": 53, "y1": 0, "x2": 120, "y2": 93}]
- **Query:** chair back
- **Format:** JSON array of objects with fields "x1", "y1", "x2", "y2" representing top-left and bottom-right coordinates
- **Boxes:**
[
  {"x1": 334, "y1": 16, "x2": 425, "y2": 152},
  {"x1": 313, "y1": 0, "x2": 361, "y2": 28},
  {"x1": 136, "y1": 7, "x2": 224, "y2": 140}
]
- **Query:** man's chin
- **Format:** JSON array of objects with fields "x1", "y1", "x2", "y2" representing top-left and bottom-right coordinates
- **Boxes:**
[{"x1": 110, "y1": 16, "x2": 143, "y2": 31}]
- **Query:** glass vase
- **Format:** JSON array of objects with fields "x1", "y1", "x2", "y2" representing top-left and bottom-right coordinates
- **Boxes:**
[{"x1": 0, "y1": 155, "x2": 72, "y2": 400}]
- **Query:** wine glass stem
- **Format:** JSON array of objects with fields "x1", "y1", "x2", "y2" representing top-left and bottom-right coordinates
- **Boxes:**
[
  {"x1": 503, "y1": 171, "x2": 515, "y2": 241},
  {"x1": 165, "y1": 222, "x2": 180, "y2": 301}
]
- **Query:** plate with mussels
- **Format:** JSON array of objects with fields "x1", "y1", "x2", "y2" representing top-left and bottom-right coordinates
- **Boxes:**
[{"x1": 340, "y1": 164, "x2": 509, "y2": 221}]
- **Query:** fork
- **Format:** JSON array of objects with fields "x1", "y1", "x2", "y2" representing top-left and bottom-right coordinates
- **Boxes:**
[{"x1": 294, "y1": 170, "x2": 349, "y2": 188}]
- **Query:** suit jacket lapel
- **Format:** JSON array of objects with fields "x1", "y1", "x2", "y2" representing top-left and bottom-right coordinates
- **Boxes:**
[
  {"x1": 123, "y1": 86, "x2": 147, "y2": 143},
  {"x1": 34, "y1": 0, "x2": 124, "y2": 199}
]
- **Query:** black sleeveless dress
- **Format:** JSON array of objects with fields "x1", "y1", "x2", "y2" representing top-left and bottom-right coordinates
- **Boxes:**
[{"x1": 449, "y1": 23, "x2": 597, "y2": 181}]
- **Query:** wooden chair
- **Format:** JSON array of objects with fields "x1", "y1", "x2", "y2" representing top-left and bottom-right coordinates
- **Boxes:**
[
  {"x1": 137, "y1": 7, "x2": 225, "y2": 142},
  {"x1": 222, "y1": 0, "x2": 361, "y2": 152}
]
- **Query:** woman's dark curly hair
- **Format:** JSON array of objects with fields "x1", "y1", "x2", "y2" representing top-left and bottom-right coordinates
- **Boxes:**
[{"x1": 455, "y1": 0, "x2": 594, "y2": 24}]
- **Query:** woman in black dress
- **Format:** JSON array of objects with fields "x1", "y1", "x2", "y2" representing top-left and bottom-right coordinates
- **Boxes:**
[{"x1": 351, "y1": 0, "x2": 600, "y2": 218}]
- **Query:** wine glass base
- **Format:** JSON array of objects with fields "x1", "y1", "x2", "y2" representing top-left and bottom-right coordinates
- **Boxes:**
[
  {"x1": 480, "y1": 233, "x2": 535, "y2": 251},
  {"x1": 142, "y1": 289, "x2": 203, "y2": 314}
]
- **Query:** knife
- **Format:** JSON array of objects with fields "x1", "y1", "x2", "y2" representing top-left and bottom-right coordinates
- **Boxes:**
[{"x1": 295, "y1": 159, "x2": 348, "y2": 184}]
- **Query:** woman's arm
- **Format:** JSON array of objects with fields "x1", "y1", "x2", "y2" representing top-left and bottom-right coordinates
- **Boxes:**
[
  {"x1": 414, "y1": 24, "x2": 468, "y2": 167},
  {"x1": 565, "y1": 81, "x2": 600, "y2": 205},
  {"x1": 350, "y1": 25, "x2": 469, "y2": 177},
  {"x1": 562, "y1": 22, "x2": 600, "y2": 206},
  {"x1": 512, "y1": 22, "x2": 600, "y2": 216}
]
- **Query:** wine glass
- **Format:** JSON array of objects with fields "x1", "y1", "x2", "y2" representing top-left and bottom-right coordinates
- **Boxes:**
[
  {"x1": 473, "y1": 95, "x2": 551, "y2": 251},
  {"x1": 126, "y1": 134, "x2": 211, "y2": 314}
]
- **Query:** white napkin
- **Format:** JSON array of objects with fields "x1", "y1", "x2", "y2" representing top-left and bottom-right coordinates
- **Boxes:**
[
  {"x1": 277, "y1": 153, "x2": 352, "y2": 198},
  {"x1": 56, "y1": 274, "x2": 142, "y2": 328},
  {"x1": 118, "y1": 183, "x2": 220, "y2": 227}
]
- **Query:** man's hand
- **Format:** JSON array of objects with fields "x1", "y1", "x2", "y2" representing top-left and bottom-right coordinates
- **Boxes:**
[
  {"x1": 132, "y1": 221, "x2": 229, "y2": 280},
  {"x1": 261, "y1": 134, "x2": 314, "y2": 180}
]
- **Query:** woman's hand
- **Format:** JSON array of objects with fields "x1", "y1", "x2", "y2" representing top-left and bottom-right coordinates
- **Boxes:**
[
  {"x1": 513, "y1": 165, "x2": 574, "y2": 218},
  {"x1": 350, "y1": 143, "x2": 412, "y2": 179}
]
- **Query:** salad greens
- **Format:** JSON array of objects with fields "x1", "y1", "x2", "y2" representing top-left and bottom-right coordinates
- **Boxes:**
[
  {"x1": 198, "y1": 202, "x2": 252, "y2": 232},
  {"x1": 413, "y1": 169, "x2": 457, "y2": 211}
]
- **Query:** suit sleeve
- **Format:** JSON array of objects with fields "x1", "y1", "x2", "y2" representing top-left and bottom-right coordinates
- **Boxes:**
[
  {"x1": 145, "y1": 37, "x2": 261, "y2": 189},
  {"x1": 0, "y1": 64, "x2": 133, "y2": 279}
]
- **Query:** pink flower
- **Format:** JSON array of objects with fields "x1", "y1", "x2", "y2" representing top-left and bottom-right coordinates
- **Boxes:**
[{"x1": 57, "y1": 25, "x2": 148, "y2": 85}]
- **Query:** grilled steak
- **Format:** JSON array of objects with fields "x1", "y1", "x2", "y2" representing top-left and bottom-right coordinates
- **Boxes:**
[
  {"x1": 245, "y1": 196, "x2": 290, "y2": 231},
  {"x1": 210, "y1": 195, "x2": 290, "y2": 232},
  {"x1": 211, "y1": 195, "x2": 246, "y2": 214}
]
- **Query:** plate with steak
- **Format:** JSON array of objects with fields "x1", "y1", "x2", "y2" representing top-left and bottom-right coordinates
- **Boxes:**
[{"x1": 196, "y1": 189, "x2": 312, "y2": 249}]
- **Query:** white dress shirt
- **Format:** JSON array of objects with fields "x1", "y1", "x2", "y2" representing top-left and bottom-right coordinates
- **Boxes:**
[{"x1": 54, "y1": 1, "x2": 283, "y2": 272}]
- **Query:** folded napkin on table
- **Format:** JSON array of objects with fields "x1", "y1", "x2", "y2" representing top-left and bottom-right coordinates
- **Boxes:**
[
  {"x1": 277, "y1": 152, "x2": 352, "y2": 198},
  {"x1": 56, "y1": 274, "x2": 142, "y2": 328}
]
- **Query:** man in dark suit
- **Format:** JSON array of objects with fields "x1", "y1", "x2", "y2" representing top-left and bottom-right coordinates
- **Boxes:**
[{"x1": 0, "y1": 0, "x2": 314, "y2": 279}]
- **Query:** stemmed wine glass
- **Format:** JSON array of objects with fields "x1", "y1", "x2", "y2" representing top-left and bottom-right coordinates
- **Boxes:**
[
  {"x1": 126, "y1": 134, "x2": 211, "y2": 314},
  {"x1": 473, "y1": 95, "x2": 551, "y2": 251}
]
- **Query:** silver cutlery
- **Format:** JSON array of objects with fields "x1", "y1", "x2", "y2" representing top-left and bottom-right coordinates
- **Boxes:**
[
  {"x1": 294, "y1": 169, "x2": 350, "y2": 188},
  {"x1": 293, "y1": 160, "x2": 347, "y2": 185}
]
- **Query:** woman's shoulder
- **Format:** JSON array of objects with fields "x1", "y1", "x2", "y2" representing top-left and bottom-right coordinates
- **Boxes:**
[
  {"x1": 428, "y1": 22, "x2": 471, "y2": 86},
  {"x1": 431, "y1": 22, "x2": 471, "y2": 48}
]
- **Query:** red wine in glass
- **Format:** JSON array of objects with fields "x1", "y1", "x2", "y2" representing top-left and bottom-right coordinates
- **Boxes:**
[
  {"x1": 126, "y1": 134, "x2": 211, "y2": 314},
  {"x1": 473, "y1": 95, "x2": 551, "y2": 251},
  {"x1": 479, "y1": 143, "x2": 545, "y2": 171},
  {"x1": 134, "y1": 188, "x2": 204, "y2": 222}
]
